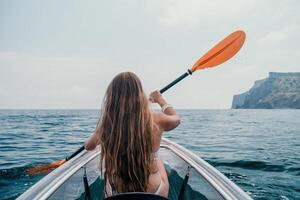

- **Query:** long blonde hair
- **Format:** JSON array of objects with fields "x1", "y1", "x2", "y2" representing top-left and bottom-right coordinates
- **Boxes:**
[{"x1": 96, "y1": 72, "x2": 153, "y2": 193}]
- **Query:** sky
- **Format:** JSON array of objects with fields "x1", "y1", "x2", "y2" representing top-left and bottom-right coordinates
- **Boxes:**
[{"x1": 0, "y1": 0, "x2": 299, "y2": 109}]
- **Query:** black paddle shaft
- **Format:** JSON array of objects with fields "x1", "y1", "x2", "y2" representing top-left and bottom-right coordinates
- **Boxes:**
[
  {"x1": 66, "y1": 145, "x2": 85, "y2": 161},
  {"x1": 159, "y1": 70, "x2": 192, "y2": 94}
]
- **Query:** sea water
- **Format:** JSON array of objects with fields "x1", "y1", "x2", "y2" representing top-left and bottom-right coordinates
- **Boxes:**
[{"x1": 0, "y1": 109, "x2": 299, "y2": 200}]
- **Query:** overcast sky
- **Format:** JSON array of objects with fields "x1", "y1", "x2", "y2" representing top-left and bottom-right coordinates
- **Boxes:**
[{"x1": 0, "y1": 0, "x2": 299, "y2": 109}]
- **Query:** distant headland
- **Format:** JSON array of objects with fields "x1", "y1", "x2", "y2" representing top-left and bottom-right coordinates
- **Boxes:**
[{"x1": 232, "y1": 72, "x2": 300, "y2": 109}]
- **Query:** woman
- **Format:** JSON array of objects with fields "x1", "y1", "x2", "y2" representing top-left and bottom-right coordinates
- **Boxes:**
[{"x1": 85, "y1": 72, "x2": 180, "y2": 198}]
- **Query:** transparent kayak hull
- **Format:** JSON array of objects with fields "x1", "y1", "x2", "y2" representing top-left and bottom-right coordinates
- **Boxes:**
[{"x1": 17, "y1": 138, "x2": 252, "y2": 200}]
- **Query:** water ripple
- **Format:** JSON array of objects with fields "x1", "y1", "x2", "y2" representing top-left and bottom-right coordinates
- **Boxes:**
[{"x1": 0, "y1": 109, "x2": 299, "y2": 200}]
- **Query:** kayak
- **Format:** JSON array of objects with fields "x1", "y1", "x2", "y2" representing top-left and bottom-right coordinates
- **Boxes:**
[{"x1": 17, "y1": 138, "x2": 252, "y2": 200}]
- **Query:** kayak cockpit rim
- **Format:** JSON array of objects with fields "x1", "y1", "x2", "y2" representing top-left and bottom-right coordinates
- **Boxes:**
[
  {"x1": 162, "y1": 138, "x2": 252, "y2": 200},
  {"x1": 17, "y1": 138, "x2": 252, "y2": 200}
]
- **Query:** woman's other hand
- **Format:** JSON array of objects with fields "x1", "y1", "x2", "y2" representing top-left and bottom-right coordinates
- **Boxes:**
[{"x1": 85, "y1": 132, "x2": 100, "y2": 151}]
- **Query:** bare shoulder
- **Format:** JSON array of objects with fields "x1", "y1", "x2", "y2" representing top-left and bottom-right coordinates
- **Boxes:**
[
  {"x1": 151, "y1": 112, "x2": 163, "y2": 131},
  {"x1": 151, "y1": 112, "x2": 167, "y2": 128},
  {"x1": 152, "y1": 111, "x2": 163, "y2": 122}
]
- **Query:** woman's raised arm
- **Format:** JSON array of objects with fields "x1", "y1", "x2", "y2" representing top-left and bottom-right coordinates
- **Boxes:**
[{"x1": 149, "y1": 91, "x2": 180, "y2": 131}]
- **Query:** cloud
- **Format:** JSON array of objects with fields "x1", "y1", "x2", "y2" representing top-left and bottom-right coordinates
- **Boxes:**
[
  {"x1": 1, "y1": 0, "x2": 300, "y2": 109},
  {"x1": 145, "y1": 0, "x2": 251, "y2": 26},
  {"x1": 0, "y1": 52, "x2": 121, "y2": 109},
  {"x1": 259, "y1": 24, "x2": 300, "y2": 45}
]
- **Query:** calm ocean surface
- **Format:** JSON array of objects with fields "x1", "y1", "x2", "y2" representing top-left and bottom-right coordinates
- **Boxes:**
[{"x1": 0, "y1": 109, "x2": 299, "y2": 200}]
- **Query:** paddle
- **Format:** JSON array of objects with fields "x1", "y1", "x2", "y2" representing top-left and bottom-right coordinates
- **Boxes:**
[
  {"x1": 160, "y1": 30, "x2": 246, "y2": 94},
  {"x1": 27, "y1": 30, "x2": 246, "y2": 175},
  {"x1": 27, "y1": 145, "x2": 85, "y2": 175}
]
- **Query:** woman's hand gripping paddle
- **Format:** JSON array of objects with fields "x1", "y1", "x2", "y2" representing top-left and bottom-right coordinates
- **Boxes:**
[
  {"x1": 27, "y1": 30, "x2": 246, "y2": 175},
  {"x1": 160, "y1": 30, "x2": 246, "y2": 93}
]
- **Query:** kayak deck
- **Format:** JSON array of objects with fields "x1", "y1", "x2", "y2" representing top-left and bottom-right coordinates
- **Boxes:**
[{"x1": 17, "y1": 138, "x2": 252, "y2": 200}]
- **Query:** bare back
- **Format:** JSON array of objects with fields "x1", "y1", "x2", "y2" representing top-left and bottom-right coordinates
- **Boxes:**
[{"x1": 146, "y1": 111, "x2": 180, "y2": 197}]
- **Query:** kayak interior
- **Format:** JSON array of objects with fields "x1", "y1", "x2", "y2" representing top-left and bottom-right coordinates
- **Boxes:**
[{"x1": 17, "y1": 138, "x2": 252, "y2": 200}]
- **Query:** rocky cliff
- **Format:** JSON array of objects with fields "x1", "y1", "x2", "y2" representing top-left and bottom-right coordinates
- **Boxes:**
[{"x1": 232, "y1": 72, "x2": 300, "y2": 109}]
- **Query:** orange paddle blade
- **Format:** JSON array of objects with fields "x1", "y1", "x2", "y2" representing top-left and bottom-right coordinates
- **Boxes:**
[
  {"x1": 27, "y1": 160, "x2": 66, "y2": 175},
  {"x1": 190, "y1": 30, "x2": 246, "y2": 72}
]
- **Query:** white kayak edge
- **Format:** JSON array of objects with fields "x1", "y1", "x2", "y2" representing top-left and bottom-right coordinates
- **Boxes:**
[{"x1": 17, "y1": 138, "x2": 253, "y2": 200}]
